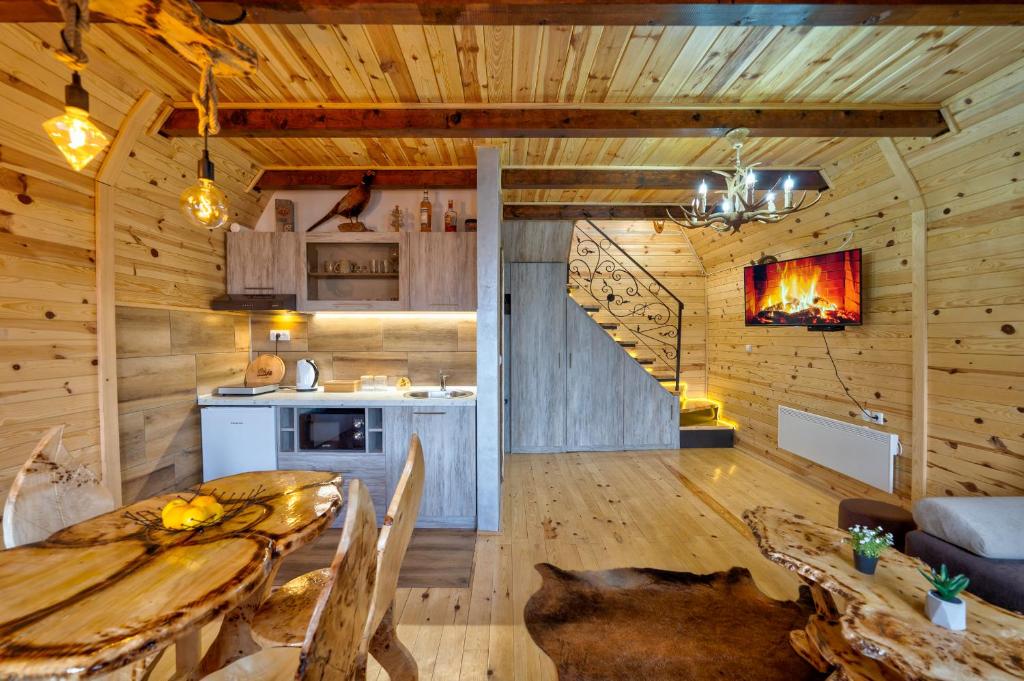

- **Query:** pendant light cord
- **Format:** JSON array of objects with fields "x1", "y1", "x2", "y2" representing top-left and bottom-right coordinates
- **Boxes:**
[
  {"x1": 193, "y1": 62, "x2": 221, "y2": 137},
  {"x1": 55, "y1": 0, "x2": 89, "y2": 70}
]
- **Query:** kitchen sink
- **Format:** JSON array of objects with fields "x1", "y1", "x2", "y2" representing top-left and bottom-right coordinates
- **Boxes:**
[{"x1": 404, "y1": 389, "x2": 475, "y2": 399}]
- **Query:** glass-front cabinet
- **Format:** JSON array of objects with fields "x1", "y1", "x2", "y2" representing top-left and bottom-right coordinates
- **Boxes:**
[{"x1": 299, "y1": 233, "x2": 409, "y2": 311}]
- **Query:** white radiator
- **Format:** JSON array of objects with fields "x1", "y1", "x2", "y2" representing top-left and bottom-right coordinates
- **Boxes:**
[{"x1": 778, "y1": 406, "x2": 900, "y2": 493}]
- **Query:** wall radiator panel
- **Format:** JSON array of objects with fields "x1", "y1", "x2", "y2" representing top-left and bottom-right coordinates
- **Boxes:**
[{"x1": 778, "y1": 406, "x2": 900, "y2": 493}]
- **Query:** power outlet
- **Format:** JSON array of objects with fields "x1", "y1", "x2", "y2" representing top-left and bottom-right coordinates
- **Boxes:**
[
  {"x1": 861, "y1": 410, "x2": 885, "y2": 425},
  {"x1": 269, "y1": 330, "x2": 290, "y2": 342}
]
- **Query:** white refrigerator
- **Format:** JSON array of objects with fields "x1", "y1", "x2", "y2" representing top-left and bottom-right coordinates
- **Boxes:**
[{"x1": 200, "y1": 406, "x2": 278, "y2": 481}]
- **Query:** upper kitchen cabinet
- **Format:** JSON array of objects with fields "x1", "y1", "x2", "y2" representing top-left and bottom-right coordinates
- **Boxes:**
[
  {"x1": 226, "y1": 232, "x2": 298, "y2": 295},
  {"x1": 408, "y1": 232, "x2": 477, "y2": 311},
  {"x1": 299, "y1": 233, "x2": 410, "y2": 311}
]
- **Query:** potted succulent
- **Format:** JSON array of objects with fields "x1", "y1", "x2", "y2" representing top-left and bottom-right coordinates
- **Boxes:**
[
  {"x1": 919, "y1": 564, "x2": 970, "y2": 631},
  {"x1": 846, "y1": 525, "x2": 894, "y2": 575}
]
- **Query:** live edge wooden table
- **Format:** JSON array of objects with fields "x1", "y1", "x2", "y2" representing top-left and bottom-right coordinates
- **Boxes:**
[
  {"x1": 0, "y1": 471, "x2": 344, "y2": 680},
  {"x1": 744, "y1": 506, "x2": 1024, "y2": 681}
]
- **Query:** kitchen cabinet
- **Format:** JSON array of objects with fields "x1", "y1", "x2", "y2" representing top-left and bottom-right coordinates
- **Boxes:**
[
  {"x1": 408, "y1": 232, "x2": 476, "y2": 311},
  {"x1": 384, "y1": 406, "x2": 476, "y2": 528},
  {"x1": 226, "y1": 232, "x2": 297, "y2": 295},
  {"x1": 565, "y1": 299, "x2": 625, "y2": 450},
  {"x1": 509, "y1": 263, "x2": 567, "y2": 452},
  {"x1": 299, "y1": 233, "x2": 409, "y2": 311}
]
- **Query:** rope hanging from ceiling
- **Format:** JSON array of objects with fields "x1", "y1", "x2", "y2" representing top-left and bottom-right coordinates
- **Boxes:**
[
  {"x1": 55, "y1": 0, "x2": 90, "y2": 70},
  {"x1": 192, "y1": 61, "x2": 221, "y2": 137}
]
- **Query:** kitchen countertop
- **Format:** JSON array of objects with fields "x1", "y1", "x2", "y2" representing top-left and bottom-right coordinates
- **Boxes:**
[{"x1": 198, "y1": 386, "x2": 477, "y2": 407}]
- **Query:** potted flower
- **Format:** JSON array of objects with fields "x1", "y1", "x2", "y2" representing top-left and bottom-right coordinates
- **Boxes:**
[
  {"x1": 846, "y1": 525, "x2": 894, "y2": 575},
  {"x1": 919, "y1": 564, "x2": 970, "y2": 631}
]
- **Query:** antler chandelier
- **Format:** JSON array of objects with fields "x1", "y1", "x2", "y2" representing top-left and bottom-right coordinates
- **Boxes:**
[{"x1": 666, "y1": 128, "x2": 822, "y2": 234}]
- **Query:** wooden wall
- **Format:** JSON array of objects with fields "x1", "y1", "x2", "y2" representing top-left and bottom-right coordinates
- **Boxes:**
[
  {"x1": 694, "y1": 59, "x2": 1023, "y2": 502},
  {"x1": 116, "y1": 308, "x2": 249, "y2": 500},
  {"x1": 586, "y1": 220, "x2": 708, "y2": 397},
  {"x1": 251, "y1": 313, "x2": 477, "y2": 387}
]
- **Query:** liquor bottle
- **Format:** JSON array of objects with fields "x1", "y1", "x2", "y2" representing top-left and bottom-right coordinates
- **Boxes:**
[
  {"x1": 444, "y1": 200, "x2": 458, "y2": 232},
  {"x1": 419, "y1": 191, "x2": 432, "y2": 232}
]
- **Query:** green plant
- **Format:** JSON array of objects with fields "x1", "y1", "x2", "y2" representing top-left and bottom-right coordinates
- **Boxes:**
[
  {"x1": 919, "y1": 564, "x2": 970, "y2": 603},
  {"x1": 847, "y1": 525, "x2": 894, "y2": 558}
]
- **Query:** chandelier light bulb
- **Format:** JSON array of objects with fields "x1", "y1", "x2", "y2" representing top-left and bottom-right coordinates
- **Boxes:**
[
  {"x1": 784, "y1": 176, "x2": 795, "y2": 209},
  {"x1": 721, "y1": 198, "x2": 732, "y2": 213},
  {"x1": 43, "y1": 73, "x2": 110, "y2": 172},
  {"x1": 765, "y1": 192, "x2": 776, "y2": 211},
  {"x1": 698, "y1": 181, "x2": 708, "y2": 196}
]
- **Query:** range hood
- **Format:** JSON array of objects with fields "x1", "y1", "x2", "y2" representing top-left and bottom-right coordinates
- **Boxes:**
[{"x1": 211, "y1": 294, "x2": 296, "y2": 312}]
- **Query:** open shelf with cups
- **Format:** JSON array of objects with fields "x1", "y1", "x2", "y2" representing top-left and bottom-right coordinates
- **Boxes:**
[{"x1": 300, "y1": 233, "x2": 409, "y2": 311}]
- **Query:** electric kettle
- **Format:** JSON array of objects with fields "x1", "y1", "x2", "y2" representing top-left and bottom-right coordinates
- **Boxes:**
[{"x1": 295, "y1": 358, "x2": 319, "y2": 391}]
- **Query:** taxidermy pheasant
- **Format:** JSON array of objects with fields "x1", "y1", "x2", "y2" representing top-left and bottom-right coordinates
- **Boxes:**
[{"x1": 306, "y1": 170, "x2": 376, "y2": 232}]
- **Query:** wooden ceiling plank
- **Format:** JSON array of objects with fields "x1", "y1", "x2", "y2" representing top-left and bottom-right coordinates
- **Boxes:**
[
  {"x1": 8, "y1": 1, "x2": 1022, "y2": 26},
  {"x1": 160, "y1": 106, "x2": 949, "y2": 137}
]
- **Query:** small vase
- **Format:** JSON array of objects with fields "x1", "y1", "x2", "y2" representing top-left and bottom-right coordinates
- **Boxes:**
[
  {"x1": 853, "y1": 551, "x2": 878, "y2": 575},
  {"x1": 926, "y1": 591, "x2": 966, "y2": 631}
]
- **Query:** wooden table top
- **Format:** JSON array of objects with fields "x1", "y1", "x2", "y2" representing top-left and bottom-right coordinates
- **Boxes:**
[
  {"x1": 0, "y1": 470, "x2": 343, "y2": 679},
  {"x1": 744, "y1": 506, "x2": 1024, "y2": 681}
]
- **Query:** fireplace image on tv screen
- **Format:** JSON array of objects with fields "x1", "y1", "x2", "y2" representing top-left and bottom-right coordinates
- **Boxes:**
[{"x1": 744, "y1": 249, "x2": 862, "y2": 327}]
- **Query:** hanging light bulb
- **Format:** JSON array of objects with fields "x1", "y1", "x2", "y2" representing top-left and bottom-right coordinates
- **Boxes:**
[
  {"x1": 180, "y1": 134, "x2": 229, "y2": 229},
  {"x1": 42, "y1": 72, "x2": 109, "y2": 172}
]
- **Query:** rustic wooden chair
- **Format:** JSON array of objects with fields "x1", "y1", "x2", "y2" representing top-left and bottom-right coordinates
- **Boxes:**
[
  {"x1": 250, "y1": 434, "x2": 425, "y2": 680},
  {"x1": 2, "y1": 425, "x2": 115, "y2": 548},
  {"x1": 202, "y1": 479, "x2": 378, "y2": 681}
]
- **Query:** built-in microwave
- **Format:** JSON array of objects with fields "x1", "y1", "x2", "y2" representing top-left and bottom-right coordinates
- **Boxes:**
[{"x1": 298, "y1": 408, "x2": 366, "y2": 451}]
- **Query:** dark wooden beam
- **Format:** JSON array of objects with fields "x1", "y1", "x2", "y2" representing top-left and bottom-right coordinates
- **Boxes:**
[
  {"x1": 5, "y1": 1, "x2": 1021, "y2": 25},
  {"x1": 503, "y1": 204, "x2": 682, "y2": 220},
  {"x1": 163, "y1": 107, "x2": 948, "y2": 139},
  {"x1": 254, "y1": 167, "x2": 828, "y2": 192}
]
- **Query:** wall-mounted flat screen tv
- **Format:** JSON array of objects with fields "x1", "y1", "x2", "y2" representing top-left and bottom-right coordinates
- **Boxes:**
[{"x1": 744, "y1": 248, "x2": 862, "y2": 328}]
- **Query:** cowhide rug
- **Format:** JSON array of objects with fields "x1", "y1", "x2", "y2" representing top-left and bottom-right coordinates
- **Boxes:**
[{"x1": 524, "y1": 563, "x2": 827, "y2": 681}]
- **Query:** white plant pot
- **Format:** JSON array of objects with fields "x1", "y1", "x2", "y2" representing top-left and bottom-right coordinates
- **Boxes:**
[{"x1": 926, "y1": 590, "x2": 966, "y2": 631}]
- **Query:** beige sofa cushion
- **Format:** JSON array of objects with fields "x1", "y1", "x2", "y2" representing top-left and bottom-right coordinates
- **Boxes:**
[{"x1": 913, "y1": 497, "x2": 1024, "y2": 560}]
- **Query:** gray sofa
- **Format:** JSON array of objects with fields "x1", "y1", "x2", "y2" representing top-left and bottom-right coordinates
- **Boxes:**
[{"x1": 906, "y1": 497, "x2": 1024, "y2": 613}]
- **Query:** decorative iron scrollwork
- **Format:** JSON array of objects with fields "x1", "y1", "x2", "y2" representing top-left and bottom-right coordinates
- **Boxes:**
[{"x1": 568, "y1": 221, "x2": 683, "y2": 382}]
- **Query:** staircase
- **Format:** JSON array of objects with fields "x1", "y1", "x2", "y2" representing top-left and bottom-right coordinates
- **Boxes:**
[{"x1": 567, "y1": 220, "x2": 734, "y2": 448}]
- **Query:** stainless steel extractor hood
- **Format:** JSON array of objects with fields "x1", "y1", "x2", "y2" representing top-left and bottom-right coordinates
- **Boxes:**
[{"x1": 211, "y1": 294, "x2": 297, "y2": 312}]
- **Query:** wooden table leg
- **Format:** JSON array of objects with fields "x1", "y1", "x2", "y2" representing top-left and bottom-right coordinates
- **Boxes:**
[
  {"x1": 170, "y1": 628, "x2": 202, "y2": 681},
  {"x1": 198, "y1": 563, "x2": 282, "y2": 674},
  {"x1": 367, "y1": 603, "x2": 418, "y2": 681}
]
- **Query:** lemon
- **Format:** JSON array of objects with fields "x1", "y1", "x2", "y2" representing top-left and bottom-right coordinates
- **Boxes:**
[
  {"x1": 207, "y1": 502, "x2": 226, "y2": 521},
  {"x1": 161, "y1": 499, "x2": 189, "y2": 528},
  {"x1": 180, "y1": 505, "x2": 214, "y2": 528},
  {"x1": 192, "y1": 495, "x2": 219, "y2": 508}
]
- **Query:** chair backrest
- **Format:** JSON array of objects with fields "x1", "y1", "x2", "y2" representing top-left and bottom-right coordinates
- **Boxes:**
[
  {"x1": 297, "y1": 479, "x2": 378, "y2": 681},
  {"x1": 365, "y1": 434, "x2": 426, "y2": 639},
  {"x1": 2, "y1": 425, "x2": 115, "y2": 548}
]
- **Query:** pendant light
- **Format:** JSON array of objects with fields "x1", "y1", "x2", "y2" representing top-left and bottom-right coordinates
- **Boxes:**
[
  {"x1": 43, "y1": 71, "x2": 110, "y2": 172},
  {"x1": 180, "y1": 131, "x2": 229, "y2": 229},
  {"x1": 180, "y1": 64, "x2": 229, "y2": 229}
]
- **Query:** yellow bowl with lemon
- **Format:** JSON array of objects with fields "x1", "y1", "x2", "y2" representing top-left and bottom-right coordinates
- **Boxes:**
[{"x1": 161, "y1": 494, "x2": 226, "y2": 530}]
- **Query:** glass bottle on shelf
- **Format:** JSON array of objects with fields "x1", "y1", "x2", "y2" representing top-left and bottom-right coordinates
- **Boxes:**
[
  {"x1": 444, "y1": 199, "x2": 458, "y2": 232},
  {"x1": 419, "y1": 191, "x2": 432, "y2": 232}
]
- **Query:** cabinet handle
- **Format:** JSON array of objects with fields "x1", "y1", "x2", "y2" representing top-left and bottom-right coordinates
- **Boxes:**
[
  {"x1": 558, "y1": 352, "x2": 561, "y2": 368},
  {"x1": 569, "y1": 352, "x2": 572, "y2": 368},
  {"x1": 413, "y1": 411, "x2": 445, "y2": 416}
]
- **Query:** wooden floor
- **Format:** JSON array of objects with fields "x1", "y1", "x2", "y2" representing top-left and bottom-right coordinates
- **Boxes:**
[
  {"x1": 150, "y1": 447, "x2": 840, "y2": 680},
  {"x1": 368, "y1": 447, "x2": 841, "y2": 681}
]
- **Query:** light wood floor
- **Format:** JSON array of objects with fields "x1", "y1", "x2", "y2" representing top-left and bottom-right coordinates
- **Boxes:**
[
  {"x1": 370, "y1": 447, "x2": 841, "y2": 681},
  {"x1": 150, "y1": 447, "x2": 840, "y2": 680}
]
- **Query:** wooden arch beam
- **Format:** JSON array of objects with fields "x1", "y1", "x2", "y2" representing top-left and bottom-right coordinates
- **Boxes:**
[
  {"x1": 162, "y1": 107, "x2": 948, "y2": 139},
  {"x1": 7, "y1": 1, "x2": 1023, "y2": 26}
]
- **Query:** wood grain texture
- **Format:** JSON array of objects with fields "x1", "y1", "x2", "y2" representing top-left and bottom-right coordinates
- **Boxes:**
[
  {"x1": 227, "y1": 232, "x2": 299, "y2": 295},
  {"x1": 566, "y1": 299, "x2": 626, "y2": 450},
  {"x1": 503, "y1": 220, "x2": 574, "y2": 262},
  {"x1": 1, "y1": 425, "x2": 115, "y2": 547},
  {"x1": 744, "y1": 506, "x2": 1024, "y2": 680},
  {"x1": 407, "y1": 233, "x2": 477, "y2": 311},
  {"x1": 0, "y1": 471, "x2": 343, "y2": 679}
]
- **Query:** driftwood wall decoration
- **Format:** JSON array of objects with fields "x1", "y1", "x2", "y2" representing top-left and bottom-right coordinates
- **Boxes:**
[{"x1": 60, "y1": 0, "x2": 258, "y2": 77}]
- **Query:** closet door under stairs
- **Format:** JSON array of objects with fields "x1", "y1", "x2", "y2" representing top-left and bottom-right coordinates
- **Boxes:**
[{"x1": 565, "y1": 299, "x2": 625, "y2": 450}]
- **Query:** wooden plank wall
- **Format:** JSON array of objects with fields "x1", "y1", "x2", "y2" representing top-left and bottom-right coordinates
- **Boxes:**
[
  {"x1": 116, "y1": 307, "x2": 250, "y2": 500},
  {"x1": 695, "y1": 59, "x2": 1023, "y2": 502},
  {"x1": 903, "y1": 62, "x2": 1024, "y2": 498},
  {"x1": 589, "y1": 220, "x2": 707, "y2": 397},
  {"x1": 0, "y1": 23, "x2": 266, "y2": 509},
  {"x1": 251, "y1": 313, "x2": 477, "y2": 387}
]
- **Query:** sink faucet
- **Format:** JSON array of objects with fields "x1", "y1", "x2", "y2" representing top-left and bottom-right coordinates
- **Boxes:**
[{"x1": 439, "y1": 370, "x2": 449, "y2": 391}]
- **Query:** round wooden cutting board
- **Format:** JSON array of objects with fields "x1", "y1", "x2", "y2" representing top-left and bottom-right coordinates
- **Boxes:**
[{"x1": 245, "y1": 354, "x2": 286, "y2": 387}]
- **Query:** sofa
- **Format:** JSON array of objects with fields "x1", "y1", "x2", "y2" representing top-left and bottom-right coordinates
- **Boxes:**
[{"x1": 905, "y1": 497, "x2": 1024, "y2": 613}]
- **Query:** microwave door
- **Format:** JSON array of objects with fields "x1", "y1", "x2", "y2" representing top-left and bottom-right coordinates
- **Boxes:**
[{"x1": 310, "y1": 419, "x2": 339, "y2": 449}]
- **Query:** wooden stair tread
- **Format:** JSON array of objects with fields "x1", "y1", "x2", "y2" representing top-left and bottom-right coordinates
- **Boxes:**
[
  {"x1": 599, "y1": 322, "x2": 618, "y2": 330},
  {"x1": 616, "y1": 340, "x2": 638, "y2": 348},
  {"x1": 680, "y1": 400, "x2": 717, "y2": 414},
  {"x1": 679, "y1": 420, "x2": 734, "y2": 431}
]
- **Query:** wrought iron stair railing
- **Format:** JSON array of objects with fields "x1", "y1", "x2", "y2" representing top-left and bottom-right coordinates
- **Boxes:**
[{"x1": 567, "y1": 219, "x2": 683, "y2": 391}]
